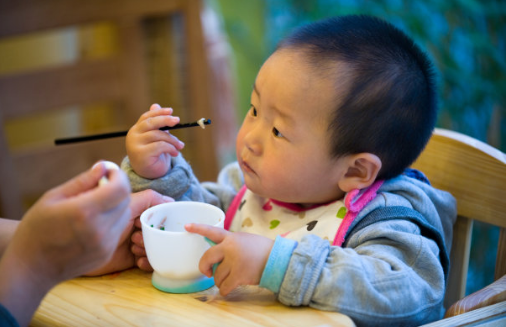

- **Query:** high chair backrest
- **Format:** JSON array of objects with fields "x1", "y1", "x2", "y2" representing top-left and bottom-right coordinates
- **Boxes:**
[
  {"x1": 411, "y1": 128, "x2": 506, "y2": 316},
  {"x1": 0, "y1": 0, "x2": 221, "y2": 219}
]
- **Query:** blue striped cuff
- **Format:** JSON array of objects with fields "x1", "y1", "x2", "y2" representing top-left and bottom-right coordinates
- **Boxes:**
[{"x1": 259, "y1": 236, "x2": 297, "y2": 293}]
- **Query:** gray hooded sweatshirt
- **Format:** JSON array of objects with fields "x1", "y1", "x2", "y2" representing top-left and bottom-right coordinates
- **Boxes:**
[{"x1": 122, "y1": 154, "x2": 457, "y2": 326}]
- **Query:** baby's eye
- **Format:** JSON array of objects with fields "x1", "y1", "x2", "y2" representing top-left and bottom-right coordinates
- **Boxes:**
[
  {"x1": 272, "y1": 127, "x2": 283, "y2": 138},
  {"x1": 250, "y1": 105, "x2": 257, "y2": 117}
]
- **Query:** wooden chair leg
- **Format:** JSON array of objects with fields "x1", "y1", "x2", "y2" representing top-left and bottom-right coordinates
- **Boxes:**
[{"x1": 0, "y1": 114, "x2": 24, "y2": 219}]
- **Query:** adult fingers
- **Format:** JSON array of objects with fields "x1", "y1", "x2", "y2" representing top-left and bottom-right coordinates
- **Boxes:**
[
  {"x1": 129, "y1": 189, "x2": 174, "y2": 219},
  {"x1": 46, "y1": 163, "x2": 105, "y2": 200},
  {"x1": 131, "y1": 229, "x2": 144, "y2": 246},
  {"x1": 105, "y1": 197, "x2": 132, "y2": 237},
  {"x1": 88, "y1": 169, "x2": 131, "y2": 211},
  {"x1": 131, "y1": 243, "x2": 146, "y2": 257},
  {"x1": 66, "y1": 169, "x2": 131, "y2": 218},
  {"x1": 136, "y1": 257, "x2": 153, "y2": 272}
]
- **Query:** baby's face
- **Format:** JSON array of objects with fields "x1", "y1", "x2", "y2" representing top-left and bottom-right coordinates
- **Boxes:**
[{"x1": 236, "y1": 49, "x2": 349, "y2": 205}]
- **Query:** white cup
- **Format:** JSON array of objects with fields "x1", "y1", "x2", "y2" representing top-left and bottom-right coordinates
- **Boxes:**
[{"x1": 140, "y1": 201, "x2": 225, "y2": 293}]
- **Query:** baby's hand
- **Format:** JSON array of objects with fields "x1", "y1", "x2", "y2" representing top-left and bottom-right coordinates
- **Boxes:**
[
  {"x1": 185, "y1": 223, "x2": 274, "y2": 296},
  {"x1": 126, "y1": 104, "x2": 185, "y2": 179}
]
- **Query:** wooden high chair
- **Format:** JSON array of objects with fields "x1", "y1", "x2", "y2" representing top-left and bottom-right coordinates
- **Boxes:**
[
  {"x1": 0, "y1": 0, "x2": 225, "y2": 219},
  {"x1": 412, "y1": 128, "x2": 506, "y2": 326}
]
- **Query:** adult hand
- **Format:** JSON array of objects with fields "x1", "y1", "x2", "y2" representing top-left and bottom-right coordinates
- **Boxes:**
[
  {"x1": 185, "y1": 223, "x2": 274, "y2": 296},
  {"x1": 8, "y1": 163, "x2": 131, "y2": 281},
  {"x1": 85, "y1": 189, "x2": 174, "y2": 276},
  {"x1": 130, "y1": 218, "x2": 154, "y2": 272},
  {"x1": 0, "y1": 162, "x2": 130, "y2": 326},
  {"x1": 126, "y1": 104, "x2": 185, "y2": 179}
]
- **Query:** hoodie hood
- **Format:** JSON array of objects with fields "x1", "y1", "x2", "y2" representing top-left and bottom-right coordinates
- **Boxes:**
[{"x1": 353, "y1": 173, "x2": 457, "y2": 255}]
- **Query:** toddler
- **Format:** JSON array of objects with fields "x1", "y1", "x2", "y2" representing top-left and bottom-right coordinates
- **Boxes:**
[{"x1": 123, "y1": 15, "x2": 457, "y2": 326}]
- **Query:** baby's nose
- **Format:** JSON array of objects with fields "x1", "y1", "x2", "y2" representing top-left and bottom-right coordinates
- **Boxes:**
[{"x1": 244, "y1": 131, "x2": 262, "y2": 156}]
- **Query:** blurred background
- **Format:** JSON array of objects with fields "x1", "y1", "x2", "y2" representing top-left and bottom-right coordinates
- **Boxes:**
[{"x1": 1, "y1": 0, "x2": 504, "y2": 297}]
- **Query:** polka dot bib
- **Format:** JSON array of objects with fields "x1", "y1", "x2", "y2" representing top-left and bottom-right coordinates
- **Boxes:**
[{"x1": 225, "y1": 181, "x2": 384, "y2": 246}]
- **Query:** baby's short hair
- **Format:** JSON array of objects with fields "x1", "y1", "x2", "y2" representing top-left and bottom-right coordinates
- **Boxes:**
[{"x1": 279, "y1": 15, "x2": 438, "y2": 180}]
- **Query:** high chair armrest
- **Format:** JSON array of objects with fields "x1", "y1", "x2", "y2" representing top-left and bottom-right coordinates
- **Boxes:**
[
  {"x1": 421, "y1": 301, "x2": 506, "y2": 327},
  {"x1": 445, "y1": 275, "x2": 506, "y2": 318}
]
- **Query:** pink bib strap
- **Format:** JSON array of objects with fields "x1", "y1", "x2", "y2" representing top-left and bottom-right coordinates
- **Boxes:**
[
  {"x1": 332, "y1": 180, "x2": 384, "y2": 246},
  {"x1": 224, "y1": 185, "x2": 248, "y2": 230}
]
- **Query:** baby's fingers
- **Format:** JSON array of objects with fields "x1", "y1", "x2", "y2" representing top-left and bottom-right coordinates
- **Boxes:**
[
  {"x1": 200, "y1": 246, "x2": 225, "y2": 278},
  {"x1": 149, "y1": 103, "x2": 163, "y2": 111},
  {"x1": 185, "y1": 223, "x2": 228, "y2": 244},
  {"x1": 138, "y1": 115, "x2": 180, "y2": 134},
  {"x1": 218, "y1": 274, "x2": 240, "y2": 296},
  {"x1": 139, "y1": 105, "x2": 172, "y2": 120},
  {"x1": 142, "y1": 141, "x2": 182, "y2": 158},
  {"x1": 139, "y1": 130, "x2": 185, "y2": 151}
]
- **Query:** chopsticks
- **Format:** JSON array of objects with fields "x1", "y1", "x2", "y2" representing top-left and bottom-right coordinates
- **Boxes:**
[{"x1": 54, "y1": 118, "x2": 211, "y2": 145}]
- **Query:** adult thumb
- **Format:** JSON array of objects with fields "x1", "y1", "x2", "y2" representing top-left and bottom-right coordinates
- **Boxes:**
[{"x1": 47, "y1": 162, "x2": 107, "y2": 200}]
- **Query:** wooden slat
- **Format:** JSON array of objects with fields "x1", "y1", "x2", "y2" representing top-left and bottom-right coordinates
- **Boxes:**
[
  {"x1": 412, "y1": 129, "x2": 506, "y2": 228},
  {"x1": 0, "y1": 114, "x2": 23, "y2": 219},
  {"x1": 0, "y1": 0, "x2": 185, "y2": 37},
  {"x1": 181, "y1": 0, "x2": 219, "y2": 181},
  {"x1": 420, "y1": 301, "x2": 506, "y2": 327},
  {"x1": 444, "y1": 217, "x2": 473, "y2": 310},
  {"x1": 116, "y1": 18, "x2": 150, "y2": 125},
  {"x1": 412, "y1": 128, "x2": 506, "y2": 318},
  {"x1": 0, "y1": 59, "x2": 123, "y2": 119},
  {"x1": 0, "y1": 0, "x2": 222, "y2": 220},
  {"x1": 13, "y1": 138, "x2": 126, "y2": 198},
  {"x1": 496, "y1": 228, "x2": 506, "y2": 280},
  {"x1": 445, "y1": 275, "x2": 506, "y2": 318}
]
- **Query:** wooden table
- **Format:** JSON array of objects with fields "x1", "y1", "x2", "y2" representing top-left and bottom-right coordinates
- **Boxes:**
[{"x1": 31, "y1": 268, "x2": 355, "y2": 327}]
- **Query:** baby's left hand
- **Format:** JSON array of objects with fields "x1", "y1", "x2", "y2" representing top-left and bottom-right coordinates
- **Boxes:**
[{"x1": 185, "y1": 223, "x2": 274, "y2": 296}]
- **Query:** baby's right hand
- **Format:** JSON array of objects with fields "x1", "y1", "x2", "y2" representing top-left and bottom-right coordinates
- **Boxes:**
[{"x1": 126, "y1": 104, "x2": 185, "y2": 179}]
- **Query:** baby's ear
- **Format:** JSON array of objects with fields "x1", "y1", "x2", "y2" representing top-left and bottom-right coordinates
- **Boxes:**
[{"x1": 338, "y1": 153, "x2": 382, "y2": 192}]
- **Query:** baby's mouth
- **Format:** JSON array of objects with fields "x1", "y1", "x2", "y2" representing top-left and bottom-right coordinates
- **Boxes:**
[{"x1": 240, "y1": 160, "x2": 256, "y2": 175}]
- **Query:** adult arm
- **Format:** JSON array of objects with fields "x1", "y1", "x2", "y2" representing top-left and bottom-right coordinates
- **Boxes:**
[{"x1": 0, "y1": 219, "x2": 18, "y2": 258}]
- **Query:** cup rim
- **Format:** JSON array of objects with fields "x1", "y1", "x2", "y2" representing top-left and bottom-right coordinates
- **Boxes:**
[{"x1": 140, "y1": 201, "x2": 225, "y2": 235}]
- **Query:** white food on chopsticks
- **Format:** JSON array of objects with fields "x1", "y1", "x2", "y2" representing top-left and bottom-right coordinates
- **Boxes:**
[{"x1": 197, "y1": 118, "x2": 206, "y2": 129}]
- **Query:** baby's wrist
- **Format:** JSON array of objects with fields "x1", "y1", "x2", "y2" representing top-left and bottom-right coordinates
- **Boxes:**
[{"x1": 128, "y1": 157, "x2": 166, "y2": 180}]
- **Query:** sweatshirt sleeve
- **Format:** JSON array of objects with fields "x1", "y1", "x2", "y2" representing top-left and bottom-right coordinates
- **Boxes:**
[
  {"x1": 121, "y1": 154, "x2": 243, "y2": 212},
  {"x1": 0, "y1": 303, "x2": 19, "y2": 327},
  {"x1": 261, "y1": 219, "x2": 447, "y2": 326}
]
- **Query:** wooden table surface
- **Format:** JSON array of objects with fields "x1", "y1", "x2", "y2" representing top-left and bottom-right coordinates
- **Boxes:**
[{"x1": 30, "y1": 268, "x2": 355, "y2": 327}]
